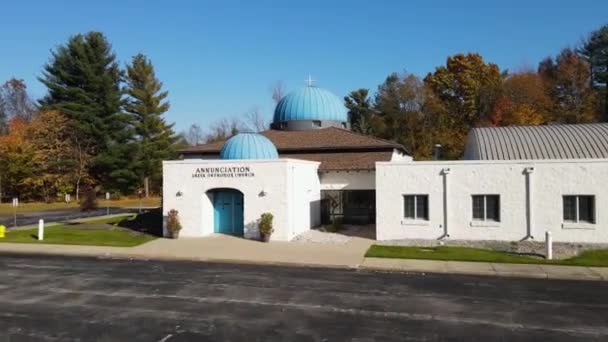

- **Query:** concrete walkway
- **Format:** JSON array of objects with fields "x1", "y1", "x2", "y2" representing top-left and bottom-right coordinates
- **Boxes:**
[
  {"x1": 0, "y1": 234, "x2": 373, "y2": 268},
  {"x1": 130, "y1": 235, "x2": 373, "y2": 267},
  {"x1": 1, "y1": 235, "x2": 607, "y2": 281}
]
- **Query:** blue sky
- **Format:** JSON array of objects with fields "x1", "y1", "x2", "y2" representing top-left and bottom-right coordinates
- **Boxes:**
[{"x1": 0, "y1": 0, "x2": 606, "y2": 132}]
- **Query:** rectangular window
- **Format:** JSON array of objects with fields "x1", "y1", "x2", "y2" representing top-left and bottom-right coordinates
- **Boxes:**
[
  {"x1": 563, "y1": 195, "x2": 595, "y2": 223},
  {"x1": 312, "y1": 120, "x2": 322, "y2": 128},
  {"x1": 471, "y1": 195, "x2": 500, "y2": 222},
  {"x1": 403, "y1": 195, "x2": 429, "y2": 220}
]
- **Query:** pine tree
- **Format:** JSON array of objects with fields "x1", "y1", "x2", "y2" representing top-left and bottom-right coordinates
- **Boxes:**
[
  {"x1": 579, "y1": 24, "x2": 608, "y2": 121},
  {"x1": 38, "y1": 32, "x2": 137, "y2": 194},
  {"x1": 124, "y1": 53, "x2": 177, "y2": 197},
  {"x1": 344, "y1": 89, "x2": 373, "y2": 133}
]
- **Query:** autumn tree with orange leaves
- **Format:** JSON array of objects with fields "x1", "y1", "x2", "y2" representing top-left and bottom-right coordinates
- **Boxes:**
[
  {"x1": 0, "y1": 111, "x2": 92, "y2": 202},
  {"x1": 0, "y1": 117, "x2": 36, "y2": 199}
]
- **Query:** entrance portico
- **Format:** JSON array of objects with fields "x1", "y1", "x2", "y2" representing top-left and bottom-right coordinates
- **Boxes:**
[{"x1": 163, "y1": 159, "x2": 321, "y2": 241}]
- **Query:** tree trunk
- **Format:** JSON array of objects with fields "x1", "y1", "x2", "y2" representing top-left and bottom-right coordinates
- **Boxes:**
[
  {"x1": 76, "y1": 178, "x2": 81, "y2": 202},
  {"x1": 144, "y1": 177, "x2": 150, "y2": 198}
]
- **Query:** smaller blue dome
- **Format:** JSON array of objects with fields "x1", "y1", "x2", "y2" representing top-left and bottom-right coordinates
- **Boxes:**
[{"x1": 220, "y1": 132, "x2": 279, "y2": 160}]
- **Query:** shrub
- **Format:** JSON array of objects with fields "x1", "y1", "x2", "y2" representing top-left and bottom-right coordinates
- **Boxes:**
[
  {"x1": 331, "y1": 217, "x2": 343, "y2": 232},
  {"x1": 166, "y1": 209, "x2": 182, "y2": 238},
  {"x1": 80, "y1": 185, "x2": 98, "y2": 212},
  {"x1": 259, "y1": 213, "x2": 274, "y2": 235}
]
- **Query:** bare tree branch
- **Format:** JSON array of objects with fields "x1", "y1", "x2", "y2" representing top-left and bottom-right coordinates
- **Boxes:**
[
  {"x1": 271, "y1": 80, "x2": 286, "y2": 104},
  {"x1": 186, "y1": 124, "x2": 204, "y2": 145},
  {"x1": 243, "y1": 107, "x2": 268, "y2": 132}
]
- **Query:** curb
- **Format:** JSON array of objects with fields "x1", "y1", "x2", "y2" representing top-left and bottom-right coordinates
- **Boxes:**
[
  {"x1": 359, "y1": 261, "x2": 608, "y2": 282},
  {"x1": 0, "y1": 248, "x2": 359, "y2": 271},
  {"x1": 1, "y1": 247, "x2": 606, "y2": 281}
]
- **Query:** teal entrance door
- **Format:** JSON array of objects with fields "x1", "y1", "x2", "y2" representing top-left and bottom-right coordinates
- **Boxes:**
[{"x1": 213, "y1": 190, "x2": 244, "y2": 236}]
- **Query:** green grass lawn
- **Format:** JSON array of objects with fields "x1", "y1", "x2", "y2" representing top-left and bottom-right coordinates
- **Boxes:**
[
  {"x1": 0, "y1": 225, "x2": 156, "y2": 247},
  {"x1": 366, "y1": 245, "x2": 608, "y2": 267},
  {"x1": 75, "y1": 214, "x2": 136, "y2": 225}
]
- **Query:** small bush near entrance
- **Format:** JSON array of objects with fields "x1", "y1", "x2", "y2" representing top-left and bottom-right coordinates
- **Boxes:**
[
  {"x1": 259, "y1": 213, "x2": 274, "y2": 242},
  {"x1": 332, "y1": 217, "x2": 343, "y2": 231},
  {"x1": 324, "y1": 217, "x2": 343, "y2": 233},
  {"x1": 166, "y1": 209, "x2": 182, "y2": 238}
]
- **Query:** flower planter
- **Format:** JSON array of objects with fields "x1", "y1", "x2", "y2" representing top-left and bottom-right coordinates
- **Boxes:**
[
  {"x1": 259, "y1": 212, "x2": 274, "y2": 243},
  {"x1": 260, "y1": 232, "x2": 271, "y2": 242},
  {"x1": 166, "y1": 209, "x2": 182, "y2": 239}
]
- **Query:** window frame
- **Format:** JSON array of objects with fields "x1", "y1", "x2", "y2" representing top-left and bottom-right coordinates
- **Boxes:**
[
  {"x1": 403, "y1": 194, "x2": 429, "y2": 221},
  {"x1": 471, "y1": 194, "x2": 501, "y2": 223},
  {"x1": 562, "y1": 195, "x2": 596, "y2": 224}
]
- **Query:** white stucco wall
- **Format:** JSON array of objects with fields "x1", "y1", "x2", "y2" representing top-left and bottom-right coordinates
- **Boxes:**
[
  {"x1": 287, "y1": 161, "x2": 322, "y2": 237},
  {"x1": 163, "y1": 159, "x2": 320, "y2": 241},
  {"x1": 320, "y1": 171, "x2": 375, "y2": 190},
  {"x1": 317, "y1": 147, "x2": 411, "y2": 191},
  {"x1": 376, "y1": 159, "x2": 608, "y2": 243}
]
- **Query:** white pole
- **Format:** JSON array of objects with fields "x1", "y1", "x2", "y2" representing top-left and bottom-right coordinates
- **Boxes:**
[
  {"x1": 106, "y1": 192, "x2": 110, "y2": 216},
  {"x1": 12, "y1": 197, "x2": 18, "y2": 228},
  {"x1": 38, "y1": 219, "x2": 44, "y2": 241},
  {"x1": 545, "y1": 231, "x2": 552, "y2": 260}
]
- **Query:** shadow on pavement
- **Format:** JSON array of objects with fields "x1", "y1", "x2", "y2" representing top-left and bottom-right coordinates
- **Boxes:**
[{"x1": 116, "y1": 209, "x2": 163, "y2": 237}]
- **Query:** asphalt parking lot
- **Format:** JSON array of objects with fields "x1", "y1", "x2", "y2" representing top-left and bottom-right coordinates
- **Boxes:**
[
  {"x1": 1, "y1": 253, "x2": 607, "y2": 341},
  {"x1": 0, "y1": 207, "x2": 133, "y2": 227}
]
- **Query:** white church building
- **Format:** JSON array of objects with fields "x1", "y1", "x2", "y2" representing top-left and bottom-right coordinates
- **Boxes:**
[{"x1": 163, "y1": 84, "x2": 608, "y2": 244}]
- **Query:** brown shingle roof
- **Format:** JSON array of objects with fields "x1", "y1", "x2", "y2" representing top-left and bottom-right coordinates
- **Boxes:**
[
  {"x1": 281, "y1": 151, "x2": 394, "y2": 171},
  {"x1": 178, "y1": 127, "x2": 406, "y2": 171},
  {"x1": 180, "y1": 127, "x2": 405, "y2": 154}
]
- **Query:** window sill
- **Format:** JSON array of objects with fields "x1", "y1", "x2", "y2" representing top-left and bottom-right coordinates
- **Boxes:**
[
  {"x1": 470, "y1": 220, "x2": 500, "y2": 228},
  {"x1": 562, "y1": 222, "x2": 596, "y2": 230},
  {"x1": 401, "y1": 219, "x2": 430, "y2": 226}
]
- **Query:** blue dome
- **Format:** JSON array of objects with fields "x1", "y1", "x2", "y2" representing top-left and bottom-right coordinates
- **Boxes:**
[
  {"x1": 273, "y1": 86, "x2": 347, "y2": 123},
  {"x1": 220, "y1": 132, "x2": 279, "y2": 160}
]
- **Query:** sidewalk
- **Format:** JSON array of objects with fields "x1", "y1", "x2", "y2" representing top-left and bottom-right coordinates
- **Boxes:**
[
  {"x1": 1, "y1": 235, "x2": 607, "y2": 281},
  {"x1": 361, "y1": 257, "x2": 608, "y2": 281},
  {"x1": 0, "y1": 234, "x2": 373, "y2": 268}
]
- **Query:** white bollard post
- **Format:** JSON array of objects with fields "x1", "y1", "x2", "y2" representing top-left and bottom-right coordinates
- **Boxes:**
[
  {"x1": 545, "y1": 231, "x2": 552, "y2": 260},
  {"x1": 38, "y1": 219, "x2": 44, "y2": 241}
]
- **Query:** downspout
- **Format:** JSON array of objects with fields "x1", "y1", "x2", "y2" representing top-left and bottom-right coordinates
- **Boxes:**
[
  {"x1": 524, "y1": 167, "x2": 535, "y2": 240},
  {"x1": 440, "y1": 168, "x2": 451, "y2": 240},
  {"x1": 289, "y1": 165, "x2": 295, "y2": 239}
]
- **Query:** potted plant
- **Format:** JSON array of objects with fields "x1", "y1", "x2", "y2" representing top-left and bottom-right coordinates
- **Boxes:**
[
  {"x1": 259, "y1": 213, "x2": 274, "y2": 242},
  {"x1": 166, "y1": 209, "x2": 182, "y2": 239}
]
